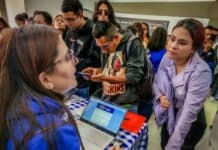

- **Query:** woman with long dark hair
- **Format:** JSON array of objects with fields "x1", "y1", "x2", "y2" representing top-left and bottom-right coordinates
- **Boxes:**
[
  {"x1": 0, "y1": 25, "x2": 83, "y2": 149},
  {"x1": 147, "y1": 27, "x2": 167, "y2": 73},
  {"x1": 141, "y1": 22, "x2": 150, "y2": 48},
  {"x1": 93, "y1": 0, "x2": 120, "y2": 29}
]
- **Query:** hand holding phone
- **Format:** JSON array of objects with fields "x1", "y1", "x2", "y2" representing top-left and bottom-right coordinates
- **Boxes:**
[
  {"x1": 76, "y1": 72, "x2": 92, "y2": 79},
  {"x1": 81, "y1": 67, "x2": 102, "y2": 81}
]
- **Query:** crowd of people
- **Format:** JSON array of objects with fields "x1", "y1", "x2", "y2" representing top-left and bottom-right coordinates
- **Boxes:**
[{"x1": 0, "y1": 0, "x2": 218, "y2": 149}]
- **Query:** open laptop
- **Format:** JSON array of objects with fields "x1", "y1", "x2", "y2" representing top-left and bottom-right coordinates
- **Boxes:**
[{"x1": 75, "y1": 97, "x2": 127, "y2": 150}]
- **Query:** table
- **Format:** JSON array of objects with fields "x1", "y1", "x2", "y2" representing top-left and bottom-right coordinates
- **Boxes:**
[{"x1": 66, "y1": 96, "x2": 148, "y2": 150}]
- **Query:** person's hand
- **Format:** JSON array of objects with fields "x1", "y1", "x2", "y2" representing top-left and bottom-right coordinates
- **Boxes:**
[
  {"x1": 82, "y1": 67, "x2": 101, "y2": 75},
  {"x1": 159, "y1": 96, "x2": 170, "y2": 109},
  {"x1": 90, "y1": 73, "x2": 105, "y2": 82},
  {"x1": 82, "y1": 67, "x2": 101, "y2": 80}
]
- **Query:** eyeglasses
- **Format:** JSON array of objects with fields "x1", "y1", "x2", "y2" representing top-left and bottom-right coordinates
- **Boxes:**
[
  {"x1": 54, "y1": 49, "x2": 77, "y2": 65},
  {"x1": 64, "y1": 17, "x2": 79, "y2": 23},
  {"x1": 168, "y1": 35, "x2": 192, "y2": 46},
  {"x1": 97, "y1": 10, "x2": 109, "y2": 16}
]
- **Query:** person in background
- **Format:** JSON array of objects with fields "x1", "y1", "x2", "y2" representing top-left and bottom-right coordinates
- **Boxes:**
[
  {"x1": 14, "y1": 12, "x2": 28, "y2": 27},
  {"x1": 147, "y1": 27, "x2": 167, "y2": 73},
  {"x1": 26, "y1": 17, "x2": 34, "y2": 25},
  {"x1": 141, "y1": 22, "x2": 150, "y2": 49},
  {"x1": 136, "y1": 26, "x2": 167, "y2": 121},
  {"x1": 204, "y1": 25, "x2": 218, "y2": 103},
  {"x1": 205, "y1": 25, "x2": 215, "y2": 40},
  {"x1": 153, "y1": 18, "x2": 211, "y2": 150},
  {"x1": 0, "y1": 25, "x2": 83, "y2": 150},
  {"x1": 54, "y1": 14, "x2": 67, "y2": 39},
  {"x1": 93, "y1": 0, "x2": 121, "y2": 29},
  {"x1": 83, "y1": 21, "x2": 144, "y2": 107},
  {"x1": 33, "y1": 10, "x2": 53, "y2": 25},
  {"x1": 133, "y1": 22, "x2": 144, "y2": 42},
  {"x1": 0, "y1": 17, "x2": 9, "y2": 34},
  {"x1": 213, "y1": 27, "x2": 218, "y2": 51},
  {"x1": 61, "y1": 0, "x2": 101, "y2": 98},
  {"x1": 126, "y1": 24, "x2": 139, "y2": 37},
  {"x1": 199, "y1": 34, "x2": 217, "y2": 75},
  {"x1": 211, "y1": 27, "x2": 218, "y2": 101},
  {"x1": 205, "y1": 25, "x2": 218, "y2": 59},
  {"x1": 91, "y1": 0, "x2": 122, "y2": 96},
  {"x1": 126, "y1": 22, "x2": 154, "y2": 121}
]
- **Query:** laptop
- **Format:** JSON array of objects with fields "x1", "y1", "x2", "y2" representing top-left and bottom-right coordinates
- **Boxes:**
[{"x1": 75, "y1": 97, "x2": 127, "y2": 149}]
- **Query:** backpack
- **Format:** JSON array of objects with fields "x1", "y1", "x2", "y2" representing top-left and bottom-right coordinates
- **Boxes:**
[{"x1": 125, "y1": 36, "x2": 154, "y2": 101}]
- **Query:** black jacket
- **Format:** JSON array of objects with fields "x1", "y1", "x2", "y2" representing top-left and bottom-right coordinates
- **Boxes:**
[{"x1": 64, "y1": 18, "x2": 101, "y2": 88}]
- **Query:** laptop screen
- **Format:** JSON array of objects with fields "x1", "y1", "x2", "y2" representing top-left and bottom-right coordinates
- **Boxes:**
[{"x1": 81, "y1": 97, "x2": 127, "y2": 136}]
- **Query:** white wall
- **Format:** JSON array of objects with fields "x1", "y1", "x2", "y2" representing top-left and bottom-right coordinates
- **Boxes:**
[
  {"x1": 116, "y1": 12, "x2": 209, "y2": 33},
  {"x1": 5, "y1": 0, "x2": 25, "y2": 27},
  {"x1": 25, "y1": 0, "x2": 61, "y2": 19},
  {"x1": 24, "y1": 0, "x2": 96, "y2": 20},
  {"x1": 81, "y1": 0, "x2": 96, "y2": 18},
  {"x1": 6, "y1": 0, "x2": 209, "y2": 31},
  {"x1": 81, "y1": 0, "x2": 96, "y2": 11}
]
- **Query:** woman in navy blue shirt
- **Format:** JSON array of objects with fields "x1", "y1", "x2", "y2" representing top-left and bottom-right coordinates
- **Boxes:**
[{"x1": 147, "y1": 27, "x2": 167, "y2": 73}]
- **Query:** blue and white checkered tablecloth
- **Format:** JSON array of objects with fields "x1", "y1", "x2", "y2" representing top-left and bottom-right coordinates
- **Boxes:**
[{"x1": 66, "y1": 97, "x2": 148, "y2": 150}]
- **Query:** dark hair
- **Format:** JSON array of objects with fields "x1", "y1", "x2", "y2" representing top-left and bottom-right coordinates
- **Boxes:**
[
  {"x1": 15, "y1": 12, "x2": 28, "y2": 21},
  {"x1": 173, "y1": 18, "x2": 205, "y2": 51},
  {"x1": 93, "y1": 0, "x2": 120, "y2": 29},
  {"x1": 0, "y1": 25, "x2": 79, "y2": 149},
  {"x1": 54, "y1": 14, "x2": 67, "y2": 38},
  {"x1": 208, "y1": 34, "x2": 216, "y2": 43},
  {"x1": 26, "y1": 17, "x2": 34, "y2": 25},
  {"x1": 61, "y1": 0, "x2": 83, "y2": 15},
  {"x1": 147, "y1": 27, "x2": 167, "y2": 51},
  {"x1": 33, "y1": 10, "x2": 53, "y2": 25},
  {"x1": 141, "y1": 22, "x2": 150, "y2": 39},
  {"x1": 205, "y1": 25, "x2": 215, "y2": 30},
  {"x1": 0, "y1": 17, "x2": 9, "y2": 28},
  {"x1": 92, "y1": 21, "x2": 117, "y2": 40},
  {"x1": 133, "y1": 22, "x2": 144, "y2": 41},
  {"x1": 55, "y1": 14, "x2": 63, "y2": 20},
  {"x1": 126, "y1": 24, "x2": 139, "y2": 36}
]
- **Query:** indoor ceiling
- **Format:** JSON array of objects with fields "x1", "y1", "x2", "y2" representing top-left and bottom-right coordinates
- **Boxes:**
[{"x1": 109, "y1": 0, "x2": 216, "y2": 2}]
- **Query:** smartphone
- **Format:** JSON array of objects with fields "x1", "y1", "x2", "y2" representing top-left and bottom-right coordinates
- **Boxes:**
[{"x1": 76, "y1": 72, "x2": 92, "y2": 78}]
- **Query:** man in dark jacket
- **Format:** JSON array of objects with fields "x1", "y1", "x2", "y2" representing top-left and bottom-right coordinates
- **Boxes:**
[
  {"x1": 199, "y1": 34, "x2": 217, "y2": 75},
  {"x1": 61, "y1": 0, "x2": 101, "y2": 96},
  {"x1": 82, "y1": 21, "x2": 144, "y2": 106}
]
